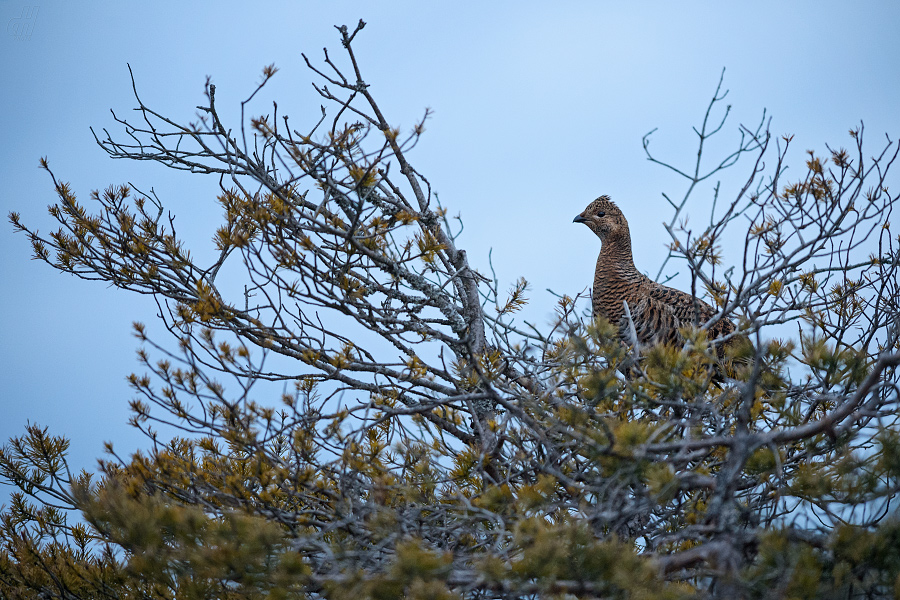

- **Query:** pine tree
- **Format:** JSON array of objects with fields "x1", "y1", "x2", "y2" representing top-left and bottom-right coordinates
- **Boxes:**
[{"x1": 4, "y1": 21, "x2": 900, "y2": 599}]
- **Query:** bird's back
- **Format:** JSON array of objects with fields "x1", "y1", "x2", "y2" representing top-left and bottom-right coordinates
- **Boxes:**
[{"x1": 637, "y1": 277, "x2": 735, "y2": 348}]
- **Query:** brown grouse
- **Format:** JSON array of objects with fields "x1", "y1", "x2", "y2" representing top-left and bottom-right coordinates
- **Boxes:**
[{"x1": 574, "y1": 195, "x2": 735, "y2": 358}]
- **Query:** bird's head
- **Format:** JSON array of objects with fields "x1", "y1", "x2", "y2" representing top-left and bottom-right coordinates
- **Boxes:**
[{"x1": 573, "y1": 195, "x2": 628, "y2": 241}]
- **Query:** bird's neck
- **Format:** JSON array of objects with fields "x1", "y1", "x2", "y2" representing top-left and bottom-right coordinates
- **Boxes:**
[{"x1": 598, "y1": 231, "x2": 639, "y2": 278}]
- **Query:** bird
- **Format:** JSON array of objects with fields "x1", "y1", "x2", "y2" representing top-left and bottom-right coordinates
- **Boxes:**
[{"x1": 574, "y1": 195, "x2": 735, "y2": 365}]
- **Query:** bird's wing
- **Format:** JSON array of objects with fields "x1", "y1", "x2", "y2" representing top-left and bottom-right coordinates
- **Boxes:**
[
  {"x1": 622, "y1": 294, "x2": 682, "y2": 350},
  {"x1": 648, "y1": 283, "x2": 735, "y2": 340}
]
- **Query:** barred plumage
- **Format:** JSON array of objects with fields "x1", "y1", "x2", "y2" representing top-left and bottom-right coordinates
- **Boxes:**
[{"x1": 574, "y1": 195, "x2": 735, "y2": 355}]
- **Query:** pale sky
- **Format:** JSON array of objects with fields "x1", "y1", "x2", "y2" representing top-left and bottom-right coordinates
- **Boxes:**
[{"x1": 2, "y1": 1, "x2": 899, "y2": 488}]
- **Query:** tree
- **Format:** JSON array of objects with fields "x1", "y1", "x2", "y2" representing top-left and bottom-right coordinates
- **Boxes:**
[{"x1": 3, "y1": 20, "x2": 899, "y2": 599}]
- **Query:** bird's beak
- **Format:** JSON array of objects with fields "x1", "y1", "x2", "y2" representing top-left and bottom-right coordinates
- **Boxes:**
[{"x1": 573, "y1": 214, "x2": 587, "y2": 224}]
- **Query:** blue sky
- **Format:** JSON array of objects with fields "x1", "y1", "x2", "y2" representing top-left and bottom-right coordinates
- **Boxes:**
[{"x1": 2, "y1": 1, "x2": 899, "y2": 488}]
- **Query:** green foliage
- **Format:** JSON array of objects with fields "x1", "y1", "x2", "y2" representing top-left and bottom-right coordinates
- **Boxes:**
[
  {"x1": 75, "y1": 479, "x2": 309, "y2": 598},
  {"x1": 747, "y1": 523, "x2": 900, "y2": 599}
]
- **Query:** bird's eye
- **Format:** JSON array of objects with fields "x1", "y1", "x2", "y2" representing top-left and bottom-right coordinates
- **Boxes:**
[{"x1": 596, "y1": 211, "x2": 606, "y2": 217}]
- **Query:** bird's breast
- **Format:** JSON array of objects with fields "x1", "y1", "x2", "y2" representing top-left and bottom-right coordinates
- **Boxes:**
[{"x1": 592, "y1": 263, "x2": 641, "y2": 324}]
